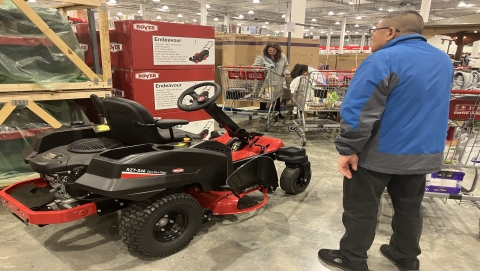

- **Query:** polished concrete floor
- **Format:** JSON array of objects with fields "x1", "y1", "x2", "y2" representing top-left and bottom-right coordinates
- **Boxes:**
[{"x1": 1, "y1": 117, "x2": 479, "y2": 271}]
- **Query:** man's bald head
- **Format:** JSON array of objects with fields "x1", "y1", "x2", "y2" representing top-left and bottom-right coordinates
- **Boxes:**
[{"x1": 380, "y1": 11, "x2": 424, "y2": 35}]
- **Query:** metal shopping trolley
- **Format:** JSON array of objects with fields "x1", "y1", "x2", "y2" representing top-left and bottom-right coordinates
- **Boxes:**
[
  {"x1": 289, "y1": 70, "x2": 354, "y2": 146},
  {"x1": 420, "y1": 89, "x2": 480, "y2": 236},
  {"x1": 218, "y1": 66, "x2": 284, "y2": 132}
]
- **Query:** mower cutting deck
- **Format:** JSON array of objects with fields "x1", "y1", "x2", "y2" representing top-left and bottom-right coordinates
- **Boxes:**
[{"x1": 0, "y1": 82, "x2": 311, "y2": 257}]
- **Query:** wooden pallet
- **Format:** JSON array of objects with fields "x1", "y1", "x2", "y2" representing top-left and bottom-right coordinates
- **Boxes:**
[{"x1": 0, "y1": 0, "x2": 112, "y2": 127}]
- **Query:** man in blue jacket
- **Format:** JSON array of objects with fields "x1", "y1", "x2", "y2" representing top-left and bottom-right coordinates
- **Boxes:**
[{"x1": 318, "y1": 11, "x2": 453, "y2": 271}]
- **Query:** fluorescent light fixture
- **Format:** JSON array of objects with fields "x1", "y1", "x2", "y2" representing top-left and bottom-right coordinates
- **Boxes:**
[
  {"x1": 193, "y1": 19, "x2": 197, "y2": 22},
  {"x1": 312, "y1": 18, "x2": 317, "y2": 22},
  {"x1": 282, "y1": 14, "x2": 286, "y2": 18},
  {"x1": 458, "y1": 1, "x2": 467, "y2": 7},
  {"x1": 153, "y1": 0, "x2": 160, "y2": 2},
  {"x1": 177, "y1": 14, "x2": 183, "y2": 17},
  {"x1": 330, "y1": 31, "x2": 334, "y2": 34},
  {"x1": 310, "y1": 32, "x2": 313, "y2": 35},
  {"x1": 310, "y1": 26, "x2": 314, "y2": 29},
  {"x1": 253, "y1": 0, "x2": 260, "y2": 3},
  {"x1": 372, "y1": 26, "x2": 377, "y2": 29},
  {"x1": 335, "y1": 21, "x2": 340, "y2": 25},
  {"x1": 206, "y1": 4, "x2": 210, "y2": 8},
  {"x1": 281, "y1": 30, "x2": 284, "y2": 32},
  {"x1": 466, "y1": 4, "x2": 474, "y2": 8},
  {"x1": 162, "y1": 5, "x2": 169, "y2": 9},
  {"x1": 248, "y1": 10, "x2": 254, "y2": 14},
  {"x1": 346, "y1": 30, "x2": 350, "y2": 32},
  {"x1": 355, "y1": 31, "x2": 358, "y2": 33},
  {"x1": 265, "y1": 22, "x2": 269, "y2": 24},
  {"x1": 214, "y1": 17, "x2": 218, "y2": 21},
  {"x1": 238, "y1": 23, "x2": 241, "y2": 26},
  {"x1": 107, "y1": 0, "x2": 116, "y2": 5},
  {"x1": 320, "y1": 31, "x2": 325, "y2": 33},
  {"x1": 356, "y1": 15, "x2": 362, "y2": 20},
  {"x1": 156, "y1": 15, "x2": 161, "y2": 19},
  {"x1": 239, "y1": 14, "x2": 244, "y2": 19},
  {"x1": 138, "y1": 10, "x2": 141, "y2": 13},
  {"x1": 328, "y1": 11, "x2": 334, "y2": 15},
  {"x1": 262, "y1": 25, "x2": 266, "y2": 28},
  {"x1": 379, "y1": 7, "x2": 384, "y2": 10},
  {"x1": 355, "y1": 24, "x2": 359, "y2": 27},
  {"x1": 27, "y1": 0, "x2": 36, "y2": 2},
  {"x1": 117, "y1": 12, "x2": 123, "y2": 16},
  {"x1": 349, "y1": 1, "x2": 354, "y2": 4}
]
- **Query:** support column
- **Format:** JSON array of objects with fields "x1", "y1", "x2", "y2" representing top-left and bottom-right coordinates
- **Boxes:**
[
  {"x1": 360, "y1": 31, "x2": 366, "y2": 52},
  {"x1": 339, "y1": 17, "x2": 347, "y2": 54},
  {"x1": 455, "y1": 34, "x2": 465, "y2": 61},
  {"x1": 419, "y1": 0, "x2": 432, "y2": 22},
  {"x1": 224, "y1": 14, "x2": 230, "y2": 33},
  {"x1": 289, "y1": 0, "x2": 306, "y2": 38},
  {"x1": 472, "y1": 41, "x2": 480, "y2": 57},
  {"x1": 283, "y1": 5, "x2": 291, "y2": 37},
  {"x1": 200, "y1": 0, "x2": 207, "y2": 26},
  {"x1": 326, "y1": 31, "x2": 332, "y2": 55}
]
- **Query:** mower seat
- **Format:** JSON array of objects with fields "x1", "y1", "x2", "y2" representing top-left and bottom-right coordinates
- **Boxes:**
[{"x1": 101, "y1": 97, "x2": 201, "y2": 145}]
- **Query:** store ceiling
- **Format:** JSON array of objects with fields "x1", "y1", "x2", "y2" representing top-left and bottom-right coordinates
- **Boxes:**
[{"x1": 27, "y1": 0, "x2": 480, "y2": 35}]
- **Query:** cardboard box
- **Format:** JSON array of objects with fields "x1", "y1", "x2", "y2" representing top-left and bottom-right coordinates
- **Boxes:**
[
  {"x1": 335, "y1": 54, "x2": 357, "y2": 70},
  {"x1": 221, "y1": 34, "x2": 257, "y2": 66},
  {"x1": 112, "y1": 68, "x2": 214, "y2": 121},
  {"x1": 426, "y1": 171, "x2": 465, "y2": 194},
  {"x1": 356, "y1": 53, "x2": 371, "y2": 67},
  {"x1": 112, "y1": 20, "x2": 215, "y2": 70}
]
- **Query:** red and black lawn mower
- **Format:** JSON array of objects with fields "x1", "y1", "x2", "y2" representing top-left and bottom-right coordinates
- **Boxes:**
[
  {"x1": 0, "y1": 82, "x2": 311, "y2": 257},
  {"x1": 188, "y1": 41, "x2": 213, "y2": 64}
]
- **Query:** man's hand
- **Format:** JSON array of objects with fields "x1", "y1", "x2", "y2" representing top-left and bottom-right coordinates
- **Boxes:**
[
  {"x1": 338, "y1": 154, "x2": 358, "y2": 179},
  {"x1": 284, "y1": 72, "x2": 290, "y2": 76}
]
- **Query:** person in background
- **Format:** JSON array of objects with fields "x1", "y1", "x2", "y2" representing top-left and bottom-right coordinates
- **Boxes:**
[
  {"x1": 318, "y1": 10, "x2": 453, "y2": 271},
  {"x1": 253, "y1": 43, "x2": 290, "y2": 119}
]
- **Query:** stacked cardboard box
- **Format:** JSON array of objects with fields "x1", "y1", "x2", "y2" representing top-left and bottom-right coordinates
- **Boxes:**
[
  {"x1": 335, "y1": 53, "x2": 371, "y2": 70},
  {"x1": 75, "y1": 21, "x2": 216, "y2": 135}
]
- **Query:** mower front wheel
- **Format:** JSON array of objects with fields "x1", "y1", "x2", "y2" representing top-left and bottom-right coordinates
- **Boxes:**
[
  {"x1": 280, "y1": 166, "x2": 311, "y2": 195},
  {"x1": 119, "y1": 191, "x2": 203, "y2": 257}
]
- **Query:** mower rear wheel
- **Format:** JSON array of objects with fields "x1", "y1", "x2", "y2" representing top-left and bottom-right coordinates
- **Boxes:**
[
  {"x1": 119, "y1": 191, "x2": 203, "y2": 257},
  {"x1": 280, "y1": 166, "x2": 311, "y2": 195}
]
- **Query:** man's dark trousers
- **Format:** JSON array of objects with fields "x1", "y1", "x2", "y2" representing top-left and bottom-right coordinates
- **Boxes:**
[{"x1": 339, "y1": 166, "x2": 426, "y2": 265}]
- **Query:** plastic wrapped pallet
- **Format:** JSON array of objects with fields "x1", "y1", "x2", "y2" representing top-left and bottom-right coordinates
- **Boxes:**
[{"x1": 0, "y1": 0, "x2": 85, "y2": 90}]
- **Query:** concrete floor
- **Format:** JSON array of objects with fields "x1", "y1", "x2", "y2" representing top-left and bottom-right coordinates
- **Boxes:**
[{"x1": 1, "y1": 117, "x2": 479, "y2": 271}]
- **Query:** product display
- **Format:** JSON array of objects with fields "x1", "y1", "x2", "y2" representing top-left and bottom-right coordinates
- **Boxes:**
[
  {"x1": 452, "y1": 71, "x2": 480, "y2": 90},
  {"x1": 0, "y1": 0, "x2": 84, "y2": 89}
]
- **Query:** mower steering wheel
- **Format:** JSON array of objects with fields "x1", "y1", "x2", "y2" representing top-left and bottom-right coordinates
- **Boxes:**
[{"x1": 177, "y1": 82, "x2": 221, "y2": 112}]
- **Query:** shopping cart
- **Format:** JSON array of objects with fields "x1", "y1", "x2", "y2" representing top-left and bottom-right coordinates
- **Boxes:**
[
  {"x1": 420, "y1": 89, "x2": 480, "y2": 236},
  {"x1": 218, "y1": 66, "x2": 284, "y2": 132},
  {"x1": 288, "y1": 70, "x2": 354, "y2": 146}
]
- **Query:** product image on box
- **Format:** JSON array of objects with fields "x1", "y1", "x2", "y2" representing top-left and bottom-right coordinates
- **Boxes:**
[{"x1": 189, "y1": 41, "x2": 213, "y2": 64}]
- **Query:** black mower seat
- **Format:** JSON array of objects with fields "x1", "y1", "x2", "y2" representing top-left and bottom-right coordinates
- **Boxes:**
[{"x1": 102, "y1": 97, "x2": 201, "y2": 145}]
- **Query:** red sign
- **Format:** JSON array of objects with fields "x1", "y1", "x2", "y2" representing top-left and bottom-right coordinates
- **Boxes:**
[
  {"x1": 449, "y1": 99, "x2": 480, "y2": 120},
  {"x1": 319, "y1": 46, "x2": 370, "y2": 50}
]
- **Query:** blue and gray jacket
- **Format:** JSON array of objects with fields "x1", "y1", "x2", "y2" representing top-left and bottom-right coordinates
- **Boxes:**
[{"x1": 335, "y1": 34, "x2": 453, "y2": 175}]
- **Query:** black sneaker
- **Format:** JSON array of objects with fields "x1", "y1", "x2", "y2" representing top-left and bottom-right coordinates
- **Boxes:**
[
  {"x1": 380, "y1": 245, "x2": 420, "y2": 271},
  {"x1": 318, "y1": 249, "x2": 369, "y2": 271}
]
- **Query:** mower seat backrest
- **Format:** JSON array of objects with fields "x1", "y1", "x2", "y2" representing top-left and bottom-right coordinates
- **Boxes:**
[
  {"x1": 90, "y1": 94, "x2": 105, "y2": 116},
  {"x1": 101, "y1": 97, "x2": 169, "y2": 145}
]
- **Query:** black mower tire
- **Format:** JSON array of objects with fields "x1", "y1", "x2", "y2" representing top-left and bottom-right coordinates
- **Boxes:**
[
  {"x1": 280, "y1": 166, "x2": 311, "y2": 195},
  {"x1": 119, "y1": 191, "x2": 203, "y2": 257}
]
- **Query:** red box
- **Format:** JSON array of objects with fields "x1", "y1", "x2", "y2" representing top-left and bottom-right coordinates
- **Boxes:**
[
  {"x1": 112, "y1": 68, "x2": 215, "y2": 121},
  {"x1": 73, "y1": 24, "x2": 119, "y2": 68},
  {"x1": 112, "y1": 20, "x2": 215, "y2": 70}
]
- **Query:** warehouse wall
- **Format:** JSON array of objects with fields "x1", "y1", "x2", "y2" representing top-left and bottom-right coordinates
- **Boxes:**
[{"x1": 427, "y1": 35, "x2": 473, "y2": 54}]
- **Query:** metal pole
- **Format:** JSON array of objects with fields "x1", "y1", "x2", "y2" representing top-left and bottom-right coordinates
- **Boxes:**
[
  {"x1": 87, "y1": 9, "x2": 100, "y2": 74},
  {"x1": 287, "y1": 32, "x2": 291, "y2": 62}
]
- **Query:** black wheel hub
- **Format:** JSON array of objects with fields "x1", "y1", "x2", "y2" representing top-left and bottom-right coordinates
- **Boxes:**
[
  {"x1": 153, "y1": 211, "x2": 189, "y2": 243},
  {"x1": 296, "y1": 175, "x2": 308, "y2": 188}
]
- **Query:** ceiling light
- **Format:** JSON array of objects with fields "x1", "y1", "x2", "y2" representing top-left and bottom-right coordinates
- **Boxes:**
[
  {"x1": 356, "y1": 15, "x2": 362, "y2": 20},
  {"x1": 107, "y1": 0, "x2": 116, "y2": 4},
  {"x1": 117, "y1": 12, "x2": 123, "y2": 16},
  {"x1": 338, "y1": 12, "x2": 346, "y2": 15},
  {"x1": 162, "y1": 5, "x2": 169, "y2": 9},
  {"x1": 379, "y1": 7, "x2": 384, "y2": 11},
  {"x1": 282, "y1": 14, "x2": 286, "y2": 18},
  {"x1": 310, "y1": 26, "x2": 314, "y2": 29},
  {"x1": 320, "y1": 31, "x2": 325, "y2": 33},
  {"x1": 372, "y1": 26, "x2": 376, "y2": 29},
  {"x1": 206, "y1": 4, "x2": 210, "y2": 8},
  {"x1": 248, "y1": 10, "x2": 254, "y2": 14},
  {"x1": 275, "y1": 31, "x2": 279, "y2": 33},
  {"x1": 239, "y1": 14, "x2": 244, "y2": 19},
  {"x1": 310, "y1": 32, "x2": 313, "y2": 35},
  {"x1": 193, "y1": 19, "x2": 197, "y2": 22},
  {"x1": 328, "y1": 11, "x2": 334, "y2": 15},
  {"x1": 335, "y1": 21, "x2": 340, "y2": 25},
  {"x1": 281, "y1": 30, "x2": 284, "y2": 32},
  {"x1": 475, "y1": 31, "x2": 478, "y2": 33},
  {"x1": 27, "y1": 0, "x2": 36, "y2": 2},
  {"x1": 355, "y1": 31, "x2": 358, "y2": 34},
  {"x1": 355, "y1": 24, "x2": 359, "y2": 27},
  {"x1": 156, "y1": 15, "x2": 161, "y2": 19},
  {"x1": 265, "y1": 22, "x2": 269, "y2": 24},
  {"x1": 253, "y1": 0, "x2": 260, "y2": 3},
  {"x1": 349, "y1": 1, "x2": 354, "y2": 4},
  {"x1": 214, "y1": 17, "x2": 218, "y2": 21},
  {"x1": 262, "y1": 25, "x2": 266, "y2": 28},
  {"x1": 238, "y1": 23, "x2": 241, "y2": 26},
  {"x1": 138, "y1": 10, "x2": 141, "y2": 13},
  {"x1": 330, "y1": 31, "x2": 334, "y2": 34},
  {"x1": 458, "y1": 1, "x2": 467, "y2": 7},
  {"x1": 346, "y1": 30, "x2": 350, "y2": 32},
  {"x1": 177, "y1": 14, "x2": 183, "y2": 17},
  {"x1": 312, "y1": 18, "x2": 317, "y2": 22},
  {"x1": 153, "y1": 0, "x2": 160, "y2": 2}
]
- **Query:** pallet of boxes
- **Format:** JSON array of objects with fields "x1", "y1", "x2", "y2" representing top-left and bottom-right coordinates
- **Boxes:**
[{"x1": 0, "y1": 0, "x2": 112, "y2": 186}]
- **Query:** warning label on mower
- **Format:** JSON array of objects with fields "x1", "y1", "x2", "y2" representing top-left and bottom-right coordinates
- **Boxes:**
[
  {"x1": 152, "y1": 36, "x2": 214, "y2": 66},
  {"x1": 153, "y1": 80, "x2": 214, "y2": 110}
]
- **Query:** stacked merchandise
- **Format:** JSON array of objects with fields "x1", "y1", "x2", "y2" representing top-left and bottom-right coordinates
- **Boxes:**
[
  {"x1": 452, "y1": 71, "x2": 480, "y2": 90},
  {"x1": 76, "y1": 21, "x2": 216, "y2": 135}
]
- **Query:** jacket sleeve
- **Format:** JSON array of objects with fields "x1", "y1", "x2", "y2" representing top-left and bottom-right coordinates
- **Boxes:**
[
  {"x1": 252, "y1": 55, "x2": 264, "y2": 66},
  {"x1": 282, "y1": 54, "x2": 290, "y2": 75},
  {"x1": 334, "y1": 53, "x2": 399, "y2": 156}
]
